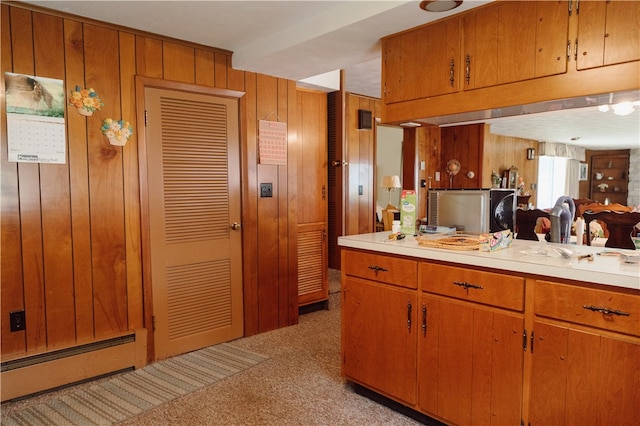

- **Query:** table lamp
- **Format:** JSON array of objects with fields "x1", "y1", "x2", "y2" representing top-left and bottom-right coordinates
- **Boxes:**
[{"x1": 381, "y1": 175, "x2": 401, "y2": 206}]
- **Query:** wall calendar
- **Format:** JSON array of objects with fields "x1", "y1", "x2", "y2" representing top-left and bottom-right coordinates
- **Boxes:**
[{"x1": 5, "y1": 73, "x2": 66, "y2": 164}]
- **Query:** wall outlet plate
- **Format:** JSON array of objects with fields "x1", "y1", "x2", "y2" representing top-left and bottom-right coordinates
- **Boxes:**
[
  {"x1": 10, "y1": 310, "x2": 25, "y2": 332},
  {"x1": 260, "y1": 183, "x2": 273, "y2": 198}
]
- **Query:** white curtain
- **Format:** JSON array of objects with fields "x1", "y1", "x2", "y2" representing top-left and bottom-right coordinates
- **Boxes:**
[
  {"x1": 565, "y1": 159, "x2": 580, "y2": 198},
  {"x1": 538, "y1": 142, "x2": 586, "y2": 161}
]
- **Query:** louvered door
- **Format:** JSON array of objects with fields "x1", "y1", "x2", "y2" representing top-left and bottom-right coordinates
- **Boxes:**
[{"x1": 144, "y1": 87, "x2": 243, "y2": 360}]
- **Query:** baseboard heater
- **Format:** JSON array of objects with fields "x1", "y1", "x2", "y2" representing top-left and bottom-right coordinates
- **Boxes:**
[
  {"x1": 1, "y1": 334, "x2": 135, "y2": 372},
  {"x1": 1, "y1": 330, "x2": 146, "y2": 402}
]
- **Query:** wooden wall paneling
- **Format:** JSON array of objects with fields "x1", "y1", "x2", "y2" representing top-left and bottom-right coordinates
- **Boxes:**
[
  {"x1": 162, "y1": 41, "x2": 195, "y2": 83},
  {"x1": 63, "y1": 18, "x2": 95, "y2": 342},
  {"x1": 345, "y1": 94, "x2": 359, "y2": 235},
  {"x1": 241, "y1": 71, "x2": 259, "y2": 336},
  {"x1": 195, "y1": 48, "x2": 215, "y2": 87},
  {"x1": 358, "y1": 97, "x2": 375, "y2": 234},
  {"x1": 228, "y1": 65, "x2": 245, "y2": 92},
  {"x1": 1, "y1": 3, "x2": 27, "y2": 356},
  {"x1": 256, "y1": 73, "x2": 281, "y2": 332},
  {"x1": 11, "y1": 6, "x2": 48, "y2": 353},
  {"x1": 282, "y1": 79, "x2": 298, "y2": 325},
  {"x1": 119, "y1": 32, "x2": 144, "y2": 330},
  {"x1": 441, "y1": 124, "x2": 483, "y2": 189},
  {"x1": 84, "y1": 24, "x2": 128, "y2": 337},
  {"x1": 214, "y1": 52, "x2": 228, "y2": 89},
  {"x1": 34, "y1": 12, "x2": 76, "y2": 347},
  {"x1": 482, "y1": 128, "x2": 539, "y2": 205},
  {"x1": 135, "y1": 35, "x2": 163, "y2": 78}
]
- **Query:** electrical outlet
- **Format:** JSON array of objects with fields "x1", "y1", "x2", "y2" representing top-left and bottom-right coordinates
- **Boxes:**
[
  {"x1": 10, "y1": 310, "x2": 25, "y2": 332},
  {"x1": 260, "y1": 183, "x2": 273, "y2": 198}
]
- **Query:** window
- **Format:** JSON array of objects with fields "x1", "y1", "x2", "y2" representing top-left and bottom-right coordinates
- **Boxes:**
[{"x1": 537, "y1": 156, "x2": 568, "y2": 209}]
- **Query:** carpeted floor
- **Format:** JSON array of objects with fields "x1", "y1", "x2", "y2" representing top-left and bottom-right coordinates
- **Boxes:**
[{"x1": 2, "y1": 269, "x2": 423, "y2": 425}]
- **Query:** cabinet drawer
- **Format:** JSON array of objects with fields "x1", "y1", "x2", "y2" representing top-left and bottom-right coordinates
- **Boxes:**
[
  {"x1": 420, "y1": 263, "x2": 524, "y2": 311},
  {"x1": 534, "y1": 280, "x2": 640, "y2": 337},
  {"x1": 343, "y1": 250, "x2": 417, "y2": 289}
]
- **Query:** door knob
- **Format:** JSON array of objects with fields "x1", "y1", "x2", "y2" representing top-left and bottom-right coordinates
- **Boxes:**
[{"x1": 230, "y1": 222, "x2": 241, "y2": 230}]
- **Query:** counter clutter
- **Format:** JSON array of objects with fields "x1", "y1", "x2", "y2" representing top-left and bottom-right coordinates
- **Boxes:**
[{"x1": 339, "y1": 231, "x2": 640, "y2": 290}]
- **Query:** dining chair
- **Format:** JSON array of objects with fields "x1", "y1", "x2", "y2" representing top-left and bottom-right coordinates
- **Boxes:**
[
  {"x1": 572, "y1": 198, "x2": 595, "y2": 220},
  {"x1": 577, "y1": 202, "x2": 632, "y2": 237},
  {"x1": 516, "y1": 208, "x2": 549, "y2": 241},
  {"x1": 582, "y1": 210, "x2": 640, "y2": 250}
]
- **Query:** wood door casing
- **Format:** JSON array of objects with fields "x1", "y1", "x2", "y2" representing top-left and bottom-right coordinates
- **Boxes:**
[{"x1": 143, "y1": 86, "x2": 243, "y2": 360}]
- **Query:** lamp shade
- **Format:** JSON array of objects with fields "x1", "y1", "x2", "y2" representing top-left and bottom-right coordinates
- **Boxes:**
[{"x1": 381, "y1": 175, "x2": 401, "y2": 189}]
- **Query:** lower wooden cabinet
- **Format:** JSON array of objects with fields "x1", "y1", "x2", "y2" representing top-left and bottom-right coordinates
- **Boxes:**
[
  {"x1": 419, "y1": 296, "x2": 524, "y2": 425},
  {"x1": 529, "y1": 322, "x2": 640, "y2": 425},
  {"x1": 342, "y1": 276, "x2": 417, "y2": 405},
  {"x1": 341, "y1": 249, "x2": 639, "y2": 426},
  {"x1": 529, "y1": 279, "x2": 640, "y2": 425}
]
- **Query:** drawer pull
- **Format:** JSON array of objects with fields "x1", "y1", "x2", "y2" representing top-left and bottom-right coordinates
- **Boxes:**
[
  {"x1": 422, "y1": 304, "x2": 427, "y2": 336},
  {"x1": 407, "y1": 301, "x2": 412, "y2": 330},
  {"x1": 452, "y1": 280, "x2": 484, "y2": 290},
  {"x1": 583, "y1": 305, "x2": 630, "y2": 317},
  {"x1": 367, "y1": 265, "x2": 388, "y2": 275}
]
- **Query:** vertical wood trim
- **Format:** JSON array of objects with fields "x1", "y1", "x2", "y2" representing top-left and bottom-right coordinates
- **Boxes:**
[
  {"x1": 135, "y1": 35, "x2": 163, "y2": 78},
  {"x1": 195, "y1": 48, "x2": 214, "y2": 86},
  {"x1": 241, "y1": 71, "x2": 259, "y2": 336},
  {"x1": 162, "y1": 41, "x2": 195, "y2": 83},
  {"x1": 214, "y1": 52, "x2": 228, "y2": 88},
  {"x1": 64, "y1": 18, "x2": 94, "y2": 342},
  {"x1": 1, "y1": 3, "x2": 27, "y2": 356},
  {"x1": 34, "y1": 11, "x2": 76, "y2": 347},
  {"x1": 84, "y1": 24, "x2": 128, "y2": 337},
  {"x1": 228, "y1": 65, "x2": 245, "y2": 92},
  {"x1": 256, "y1": 73, "x2": 279, "y2": 332},
  {"x1": 284, "y1": 79, "x2": 299, "y2": 325},
  {"x1": 12, "y1": 7, "x2": 48, "y2": 353},
  {"x1": 119, "y1": 32, "x2": 143, "y2": 331}
]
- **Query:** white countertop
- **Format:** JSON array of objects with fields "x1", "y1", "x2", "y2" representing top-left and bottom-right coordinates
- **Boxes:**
[{"x1": 338, "y1": 232, "x2": 640, "y2": 291}]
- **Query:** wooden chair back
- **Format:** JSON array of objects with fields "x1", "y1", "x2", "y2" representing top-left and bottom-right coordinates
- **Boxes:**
[
  {"x1": 516, "y1": 209, "x2": 549, "y2": 241},
  {"x1": 582, "y1": 210, "x2": 640, "y2": 250},
  {"x1": 572, "y1": 198, "x2": 595, "y2": 220},
  {"x1": 578, "y1": 203, "x2": 632, "y2": 238}
]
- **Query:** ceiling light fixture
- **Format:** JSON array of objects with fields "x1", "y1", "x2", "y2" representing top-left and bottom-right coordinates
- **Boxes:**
[
  {"x1": 597, "y1": 93, "x2": 639, "y2": 116},
  {"x1": 419, "y1": 1, "x2": 463, "y2": 12}
]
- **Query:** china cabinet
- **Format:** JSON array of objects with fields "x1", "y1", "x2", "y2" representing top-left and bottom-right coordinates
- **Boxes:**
[{"x1": 589, "y1": 153, "x2": 629, "y2": 204}]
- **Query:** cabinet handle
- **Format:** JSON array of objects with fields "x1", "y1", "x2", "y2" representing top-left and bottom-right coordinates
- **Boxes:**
[
  {"x1": 367, "y1": 265, "x2": 388, "y2": 276},
  {"x1": 452, "y1": 280, "x2": 484, "y2": 290},
  {"x1": 465, "y1": 54, "x2": 471, "y2": 85},
  {"x1": 422, "y1": 304, "x2": 427, "y2": 336},
  {"x1": 407, "y1": 301, "x2": 412, "y2": 330},
  {"x1": 449, "y1": 59, "x2": 455, "y2": 87},
  {"x1": 566, "y1": 40, "x2": 572, "y2": 62},
  {"x1": 583, "y1": 305, "x2": 630, "y2": 316}
]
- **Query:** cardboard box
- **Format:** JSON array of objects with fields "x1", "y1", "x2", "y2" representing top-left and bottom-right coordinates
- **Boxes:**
[{"x1": 399, "y1": 190, "x2": 417, "y2": 235}]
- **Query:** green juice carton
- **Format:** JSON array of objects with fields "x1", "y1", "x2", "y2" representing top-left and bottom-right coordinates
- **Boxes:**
[{"x1": 399, "y1": 190, "x2": 417, "y2": 235}]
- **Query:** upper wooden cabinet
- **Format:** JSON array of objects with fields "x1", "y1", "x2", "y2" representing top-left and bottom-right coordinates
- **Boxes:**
[
  {"x1": 383, "y1": 17, "x2": 461, "y2": 103},
  {"x1": 463, "y1": 1, "x2": 569, "y2": 89},
  {"x1": 576, "y1": 0, "x2": 640, "y2": 70}
]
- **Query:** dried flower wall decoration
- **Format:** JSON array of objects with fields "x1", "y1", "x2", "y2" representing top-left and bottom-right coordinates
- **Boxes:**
[
  {"x1": 101, "y1": 118, "x2": 133, "y2": 146},
  {"x1": 69, "y1": 86, "x2": 103, "y2": 116}
]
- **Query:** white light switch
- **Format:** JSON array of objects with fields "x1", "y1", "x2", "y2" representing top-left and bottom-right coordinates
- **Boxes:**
[
  {"x1": 435, "y1": 172, "x2": 440, "y2": 181},
  {"x1": 420, "y1": 161, "x2": 426, "y2": 171}
]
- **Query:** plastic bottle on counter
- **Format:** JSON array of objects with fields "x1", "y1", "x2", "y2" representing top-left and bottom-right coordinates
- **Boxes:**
[
  {"x1": 575, "y1": 217, "x2": 585, "y2": 245},
  {"x1": 392, "y1": 220, "x2": 401, "y2": 233}
]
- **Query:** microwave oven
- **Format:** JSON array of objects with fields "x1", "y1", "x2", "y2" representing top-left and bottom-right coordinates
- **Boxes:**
[{"x1": 427, "y1": 188, "x2": 516, "y2": 234}]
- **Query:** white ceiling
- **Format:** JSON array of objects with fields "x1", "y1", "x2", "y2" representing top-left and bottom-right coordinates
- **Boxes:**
[{"x1": 23, "y1": 0, "x2": 640, "y2": 150}]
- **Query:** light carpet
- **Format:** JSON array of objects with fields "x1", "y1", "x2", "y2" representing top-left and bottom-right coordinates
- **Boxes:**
[{"x1": 2, "y1": 343, "x2": 268, "y2": 426}]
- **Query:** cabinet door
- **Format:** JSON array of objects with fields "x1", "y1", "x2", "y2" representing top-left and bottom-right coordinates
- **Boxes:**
[
  {"x1": 530, "y1": 321, "x2": 640, "y2": 425},
  {"x1": 577, "y1": 1, "x2": 640, "y2": 70},
  {"x1": 342, "y1": 277, "x2": 417, "y2": 405},
  {"x1": 464, "y1": 1, "x2": 568, "y2": 89},
  {"x1": 418, "y1": 296, "x2": 524, "y2": 425},
  {"x1": 383, "y1": 18, "x2": 460, "y2": 103}
]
